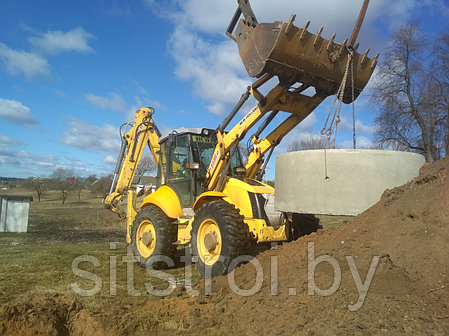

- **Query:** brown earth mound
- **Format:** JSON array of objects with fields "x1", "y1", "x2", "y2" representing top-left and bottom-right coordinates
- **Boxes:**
[{"x1": 1, "y1": 158, "x2": 448, "y2": 335}]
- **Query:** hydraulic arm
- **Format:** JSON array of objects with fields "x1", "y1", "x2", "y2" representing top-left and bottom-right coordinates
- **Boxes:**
[
  {"x1": 205, "y1": 74, "x2": 326, "y2": 191},
  {"x1": 104, "y1": 107, "x2": 161, "y2": 226},
  {"x1": 244, "y1": 85, "x2": 326, "y2": 180}
]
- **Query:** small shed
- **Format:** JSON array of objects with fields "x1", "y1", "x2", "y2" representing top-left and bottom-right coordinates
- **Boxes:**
[{"x1": 0, "y1": 195, "x2": 33, "y2": 233}]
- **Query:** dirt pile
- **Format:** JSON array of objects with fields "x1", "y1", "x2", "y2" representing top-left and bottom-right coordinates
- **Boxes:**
[
  {"x1": 144, "y1": 157, "x2": 449, "y2": 335},
  {"x1": 0, "y1": 158, "x2": 447, "y2": 335},
  {"x1": 0, "y1": 295, "x2": 102, "y2": 336}
]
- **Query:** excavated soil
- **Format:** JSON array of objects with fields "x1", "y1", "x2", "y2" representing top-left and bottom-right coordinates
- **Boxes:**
[{"x1": 1, "y1": 158, "x2": 448, "y2": 335}]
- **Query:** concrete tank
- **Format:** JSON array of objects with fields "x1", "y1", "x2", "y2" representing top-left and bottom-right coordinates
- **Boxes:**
[{"x1": 275, "y1": 149, "x2": 425, "y2": 216}]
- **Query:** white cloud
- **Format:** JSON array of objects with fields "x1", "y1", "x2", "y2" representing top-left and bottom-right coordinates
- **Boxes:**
[
  {"x1": 0, "y1": 135, "x2": 22, "y2": 147},
  {"x1": 168, "y1": 26, "x2": 250, "y2": 115},
  {"x1": 0, "y1": 135, "x2": 22, "y2": 166},
  {"x1": 0, "y1": 134, "x2": 100, "y2": 178},
  {"x1": 341, "y1": 135, "x2": 375, "y2": 149},
  {"x1": 0, "y1": 140, "x2": 62, "y2": 175},
  {"x1": 86, "y1": 87, "x2": 165, "y2": 120},
  {"x1": 276, "y1": 112, "x2": 321, "y2": 152},
  {"x1": 62, "y1": 118, "x2": 121, "y2": 153},
  {"x1": 339, "y1": 116, "x2": 376, "y2": 134},
  {"x1": 102, "y1": 155, "x2": 117, "y2": 165},
  {"x1": 36, "y1": 161, "x2": 55, "y2": 168},
  {"x1": 85, "y1": 92, "x2": 127, "y2": 112},
  {"x1": 29, "y1": 27, "x2": 94, "y2": 55},
  {"x1": 0, "y1": 27, "x2": 93, "y2": 80},
  {"x1": 0, "y1": 43, "x2": 50, "y2": 79},
  {"x1": 167, "y1": 0, "x2": 235, "y2": 35},
  {"x1": 0, "y1": 98, "x2": 39, "y2": 127},
  {"x1": 128, "y1": 81, "x2": 165, "y2": 115},
  {"x1": 103, "y1": 1, "x2": 131, "y2": 17}
]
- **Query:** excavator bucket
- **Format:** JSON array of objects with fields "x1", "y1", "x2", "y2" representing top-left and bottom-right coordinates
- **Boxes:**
[{"x1": 234, "y1": 18, "x2": 378, "y2": 103}]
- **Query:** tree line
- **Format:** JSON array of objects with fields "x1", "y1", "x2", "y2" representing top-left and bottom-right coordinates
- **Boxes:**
[
  {"x1": 21, "y1": 155, "x2": 157, "y2": 204},
  {"x1": 22, "y1": 168, "x2": 113, "y2": 204}
]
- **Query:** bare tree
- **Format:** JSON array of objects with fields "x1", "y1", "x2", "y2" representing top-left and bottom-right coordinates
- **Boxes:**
[
  {"x1": 23, "y1": 178, "x2": 47, "y2": 202},
  {"x1": 433, "y1": 32, "x2": 449, "y2": 156},
  {"x1": 89, "y1": 175, "x2": 113, "y2": 198},
  {"x1": 51, "y1": 168, "x2": 73, "y2": 181},
  {"x1": 136, "y1": 155, "x2": 156, "y2": 176},
  {"x1": 287, "y1": 135, "x2": 328, "y2": 152},
  {"x1": 50, "y1": 168, "x2": 73, "y2": 204},
  {"x1": 372, "y1": 23, "x2": 447, "y2": 162}
]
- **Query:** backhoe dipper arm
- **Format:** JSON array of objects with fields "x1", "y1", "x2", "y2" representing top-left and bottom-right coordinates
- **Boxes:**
[
  {"x1": 104, "y1": 107, "x2": 160, "y2": 217},
  {"x1": 205, "y1": 75, "x2": 327, "y2": 192},
  {"x1": 205, "y1": 74, "x2": 278, "y2": 191}
]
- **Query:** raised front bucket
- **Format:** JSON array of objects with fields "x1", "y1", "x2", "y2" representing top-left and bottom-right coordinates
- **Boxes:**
[{"x1": 235, "y1": 19, "x2": 377, "y2": 103}]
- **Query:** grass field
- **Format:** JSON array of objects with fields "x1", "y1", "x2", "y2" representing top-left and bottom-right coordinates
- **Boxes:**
[{"x1": 0, "y1": 187, "x2": 350, "y2": 310}]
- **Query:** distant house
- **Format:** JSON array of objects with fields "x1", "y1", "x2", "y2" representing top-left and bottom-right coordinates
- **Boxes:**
[
  {"x1": 0, "y1": 177, "x2": 20, "y2": 190},
  {"x1": 132, "y1": 175, "x2": 157, "y2": 196},
  {"x1": 0, "y1": 181, "x2": 9, "y2": 190},
  {"x1": 66, "y1": 177, "x2": 79, "y2": 184}
]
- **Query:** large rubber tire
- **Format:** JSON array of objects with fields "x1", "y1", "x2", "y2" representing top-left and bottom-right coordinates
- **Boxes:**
[
  {"x1": 131, "y1": 205, "x2": 177, "y2": 269},
  {"x1": 290, "y1": 213, "x2": 323, "y2": 240},
  {"x1": 191, "y1": 200, "x2": 249, "y2": 278}
]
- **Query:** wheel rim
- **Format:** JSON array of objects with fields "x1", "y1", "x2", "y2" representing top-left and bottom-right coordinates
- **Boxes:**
[
  {"x1": 197, "y1": 218, "x2": 222, "y2": 266},
  {"x1": 136, "y1": 220, "x2": 156, "y2": 258}
]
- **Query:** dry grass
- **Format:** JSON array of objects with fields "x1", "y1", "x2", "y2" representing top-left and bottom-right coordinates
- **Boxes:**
[{"x1": 0, "y1": 187, "x2": 347, "y2": 310}]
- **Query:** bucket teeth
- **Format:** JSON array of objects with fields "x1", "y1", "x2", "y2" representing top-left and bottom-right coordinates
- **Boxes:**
[
  {"x1": 326, "y1": 33, "x2": 336, "y2": 51},
  {"x1": 371, "y1": 53, "x2": 379, "y2": 69},
  {"x1": 353, "y1": 43, "x2": 359, "y2": 51},
  {"x1": 339, "y1": 38, "x2": 348, "y2": 53},
  {"x1": 299, "y1": 21, "x2": 310, "y2": 40},
  {"x1": 313, "y1": 26, "x2": 324, "y2": 46},
  {"x1": 285, "y1": 14, "x2": 296, "y2": 35},
  {"x1": 234, "y1": 18, "x2": 377, "y2": 103},
  {"x1": 360, "y1": 48, "x2": 370, "y2": 64}
]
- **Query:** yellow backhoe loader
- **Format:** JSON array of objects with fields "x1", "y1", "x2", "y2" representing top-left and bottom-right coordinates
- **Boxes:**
[{"x1": 104, "y1": 0, "x2": 377, "y2": 277}]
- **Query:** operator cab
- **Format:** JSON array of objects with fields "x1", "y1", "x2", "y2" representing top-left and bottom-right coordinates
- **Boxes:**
[{"x1": 157, "y1": 128, "x2": 243, "y2": 208}]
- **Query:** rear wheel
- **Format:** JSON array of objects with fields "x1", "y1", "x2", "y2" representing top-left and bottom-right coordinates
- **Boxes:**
[
  {"x1": 131, "y1": 205, "x2": 177, "y2": 269},
  {"x1": 191, "y1": 200, "x2": 249, "y2": 277},
  {"x1": 290, "y1": 213, "x2": 322, "y2": 240}
]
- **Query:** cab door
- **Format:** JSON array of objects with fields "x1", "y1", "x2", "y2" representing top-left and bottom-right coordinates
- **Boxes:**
[{"x1": 166, "y1": 134, "x2": 192, "y2": 207}]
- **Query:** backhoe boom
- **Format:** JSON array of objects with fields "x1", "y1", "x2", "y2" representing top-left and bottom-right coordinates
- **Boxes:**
[{"x1": 104, "y1": 107, "x2": 160, "y2": 221}]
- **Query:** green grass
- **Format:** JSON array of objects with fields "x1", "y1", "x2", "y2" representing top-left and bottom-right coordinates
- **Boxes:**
[
  {"x1": 0, "y1": 232, "x2": 201, "y2": 310},
  {"x1": 2, "y1": 188, "x2": 124, "y2": 232},
  {"x1": 318, "y1": 215, "x2": 353, "y2": 229}
]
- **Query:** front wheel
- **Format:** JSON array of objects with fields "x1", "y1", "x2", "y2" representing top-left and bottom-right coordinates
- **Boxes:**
[
  {"x1": 191, "y1": 200, "x2": 249, "y2": 277},
  {"x1": 131, "y1": 205, "x2": 177, "y2": 269}
]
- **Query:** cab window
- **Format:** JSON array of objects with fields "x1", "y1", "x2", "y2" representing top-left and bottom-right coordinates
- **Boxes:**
[{"x1": 168, "y1": 135, "x2": 189, "y2": 181}]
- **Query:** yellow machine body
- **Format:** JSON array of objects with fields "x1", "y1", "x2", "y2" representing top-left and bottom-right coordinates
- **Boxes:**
[{"x1": 104, "y1": 0, "x2": 376, "y2": 277}]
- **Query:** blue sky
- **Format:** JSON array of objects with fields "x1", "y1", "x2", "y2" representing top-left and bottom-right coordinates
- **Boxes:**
[{"x1": 0, "y1": 0, "x2": 448, "y2": 179}]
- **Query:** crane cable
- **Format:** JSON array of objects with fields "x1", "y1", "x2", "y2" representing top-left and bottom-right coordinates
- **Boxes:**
[
  {"x1": 320, "y1": 46, "x2": 355, "y2": 148},
  {"x1": 321, "y1": 46, "x2": 356, "y2": 181}
]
